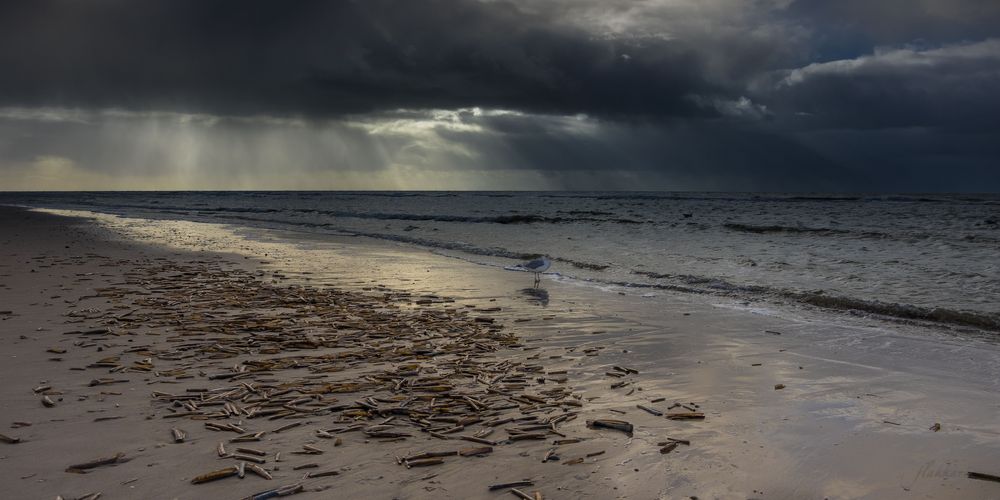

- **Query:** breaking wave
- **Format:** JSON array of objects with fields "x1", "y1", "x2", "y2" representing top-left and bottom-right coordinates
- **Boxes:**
[{"x1": 630, "y1": 269, "x2": 1000, "y2": 332}]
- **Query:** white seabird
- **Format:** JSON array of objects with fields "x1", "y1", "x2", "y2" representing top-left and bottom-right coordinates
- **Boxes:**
[{"x1": 520, "y1": 256, "x2": 551, "y2": 287}]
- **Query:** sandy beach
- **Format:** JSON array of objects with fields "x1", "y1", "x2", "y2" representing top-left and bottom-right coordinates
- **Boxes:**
[
  {"x1": 5, "y1": 0, "x2": 1000, "y2": 497},
  {"x1": 2, "y1": 206, "x2": 1000, "y2": 500}
]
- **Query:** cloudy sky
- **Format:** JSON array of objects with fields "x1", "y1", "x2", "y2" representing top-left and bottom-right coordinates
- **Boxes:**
[{"x1": 1, "y1": 0, "x2": 998, "y2": 191}]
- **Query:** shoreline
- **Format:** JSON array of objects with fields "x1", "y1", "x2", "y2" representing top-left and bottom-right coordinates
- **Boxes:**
[
  {"x1": 2, "y1": 207, "x2": 1000, "y2": 499},
  {"x1": 2, "y1": 191, "x2": 996, "y2": 333}
]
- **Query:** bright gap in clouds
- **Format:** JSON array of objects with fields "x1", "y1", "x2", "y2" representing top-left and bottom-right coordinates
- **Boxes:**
[{"x1": 0, "y1": 106, "x2": 617, "y2": 191}]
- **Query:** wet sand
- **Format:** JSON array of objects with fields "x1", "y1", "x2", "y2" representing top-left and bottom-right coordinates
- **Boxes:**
[{"x1": 1, "y1": 206, "x2": 999, "y2": 499}]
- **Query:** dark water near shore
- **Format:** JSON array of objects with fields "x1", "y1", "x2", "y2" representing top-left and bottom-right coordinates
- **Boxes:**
[{"x1": 3, "y1": 191, "x2": 998, "y2": 330}]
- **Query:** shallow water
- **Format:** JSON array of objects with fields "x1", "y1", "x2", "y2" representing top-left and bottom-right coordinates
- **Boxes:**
[{"x1": 4, "y1": 191, "x2": 998, "y2": 330}]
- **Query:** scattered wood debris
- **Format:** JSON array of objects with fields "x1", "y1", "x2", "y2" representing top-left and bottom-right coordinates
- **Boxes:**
[{"x1": 36, "y1": 250, "x2": 718, "y2": 496}]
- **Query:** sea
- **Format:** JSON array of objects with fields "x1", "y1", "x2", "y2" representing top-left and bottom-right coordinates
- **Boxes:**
[{"x1": 2, "y1": 191, "x2": 998, "y2": 331}]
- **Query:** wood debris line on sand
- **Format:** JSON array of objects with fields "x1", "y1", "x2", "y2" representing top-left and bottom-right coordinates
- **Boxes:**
[{"x1": 52, "y1": 256, "x2": 705, "y2": 496}]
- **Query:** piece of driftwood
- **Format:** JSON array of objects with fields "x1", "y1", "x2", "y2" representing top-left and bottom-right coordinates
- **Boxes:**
[
  {"x1": 489, "y1": 480, "x2": 534, "y2": 491},
  {"x1": 586, "y1": 419, "x2": 633, "y2": 435},
  {"x1": 191, "y1": 466, "x2": 238, "y2": 484},
  {"x1": 665, "y1": 412, "x2": 704, "y2": 420},
  {"x1": 171, "y1": 428, "x2": 186, "y2": 443},
  {"x1": 66, "y1": 453, "x2": 126, "y2": 473},
  {"x1": 247, "y1": 463, "x2": 272, "y2": 480},
  {"x1": 968, "y1": 472, "x2": 1000, "y2": 483},
  {"x1": 459, "y1": 447, "x2": 492, "y2": 457},
  {"x1": 510, "y1": 489, "x2": 534, "y2": 499},
  {"x1": 637, "y1": 405, "x2": 662, "y2": 416}
]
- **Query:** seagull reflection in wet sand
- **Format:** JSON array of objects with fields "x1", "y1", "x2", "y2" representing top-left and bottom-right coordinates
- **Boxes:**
[{"x1": 520, "y1": 287, "x2": 549, "y2": 306}]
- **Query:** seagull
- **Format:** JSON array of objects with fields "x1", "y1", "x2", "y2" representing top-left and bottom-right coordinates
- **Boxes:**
[{"x1": 520, "y1": 256, "x2": 551, "y2": 287}]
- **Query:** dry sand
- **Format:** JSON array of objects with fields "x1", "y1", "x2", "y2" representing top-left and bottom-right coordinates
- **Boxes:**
[{"x1": 1, "y1": 206, "x2": 999, "y2": 499}]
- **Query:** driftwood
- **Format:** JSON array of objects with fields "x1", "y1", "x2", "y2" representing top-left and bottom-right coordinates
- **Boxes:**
[
  {"x1": 66, "y1": 453, "x2": 126, "y2": 473},
  {"x1": 191, "y1": 466, "x2": 238, "y2": 484},
  {"x1": 665, "y1": 412, "x2": 704, "y2": 420},
  {"x1": 490, "y1": 480, "x2": 534, "y2": 491},
  {"x1": 586, "y1": 419, "x2": 633, "y2": 435},
  {"x1": 968, "y1": 472, "x2": 1000, "y2": 483}
]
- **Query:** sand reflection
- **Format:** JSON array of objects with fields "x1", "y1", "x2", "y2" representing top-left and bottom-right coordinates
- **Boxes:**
[{"x1": 519, "y1": 286, "x2": 550, "y2": 306}]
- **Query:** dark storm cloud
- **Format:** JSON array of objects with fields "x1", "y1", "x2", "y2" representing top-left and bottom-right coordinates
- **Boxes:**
[
  {"x1": 0, "y1": 0, "x2": 721, "y2": 119},
  {"x1": 367, "y1": 109, "x2": 860, "y2": 191},
  {"x1": 759, "y1": 39, "x2": 1000, "y2": 131},
  {"x1": 2, "y1": 0, "x2": 1000, "y2": 191},
  {"x1": 5, "y1": 0, "x2": 997, "y2": 130},
  {"x1": 785, "y1": 0, "x2": 1000, "y2": 48}
]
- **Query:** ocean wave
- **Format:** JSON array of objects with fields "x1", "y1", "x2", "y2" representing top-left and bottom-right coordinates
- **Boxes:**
[
  {"x1": 209, "y1": 213, "x2": 619, "y2": 272},
  {"x1": 784, "y1": 196, "x2": 863, "y2": 201},
  {"x1": 219, "y1": 208, "x2": 645, "y2": 225},
  {"x1": 722, "y1": 222, "x2": 1000, "y2": 244},
  {"x1": 536, "y1": 192, "x2": 999, "y2": 205},
  {"x1": 555, "y1": 258, "x2": 611, "y2": 271},
  {"x1": 62, "y1": 199, "x2": 647, "y2": 225},
  {"x1": 722, "y1": 223, "x2": 891, "y2": 239},
  {"x1": 300, "y1": 210, "x2": 643, "y2": 225},
  {"x1": 630, "y1": 269, "x2": 1000, "y2": 331},
  {"x1": 632, "y1": 270, "x2": 732, "y2": 286},
  {"x1": 725, "y1": 223, "x2": 851, "y2": 235},
  {"x1": 787, "y1": 292, "x2": 1000, "y2": 331}
]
